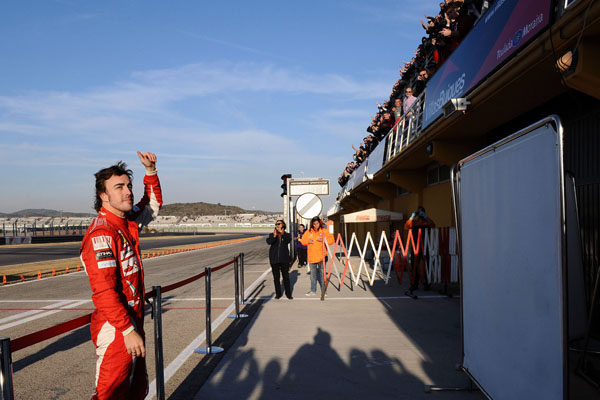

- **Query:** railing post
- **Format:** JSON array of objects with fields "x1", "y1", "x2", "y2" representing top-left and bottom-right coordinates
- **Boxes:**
[
  {"x1": 0, "y1": 337, "x2": 14, "y2": 400},
  {"x1": 152, "y1": 286, "x2": 165, "y2": 400},
  {"x1": 195, "y1": 268, "x2": 223, "y2": 354},
  {"x1": 239, "y1": 253, "x2": 251, "y2": 305},
  {"x1": 229, "y1": 258, "x2": 248, "y2": 319}
]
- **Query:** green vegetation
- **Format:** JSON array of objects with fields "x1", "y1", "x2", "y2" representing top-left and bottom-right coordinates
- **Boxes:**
[
  {"x1": 0, "y1": 202, "x2": 277, "y2": 218},
  {"x1": 155, "y1": 202, "x2": 276, "y2": 217}
]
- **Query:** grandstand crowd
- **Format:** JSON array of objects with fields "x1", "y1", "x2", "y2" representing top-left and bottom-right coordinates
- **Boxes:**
[{"x1": 338, "y1": 0, "x2": 491, "y2": 188}]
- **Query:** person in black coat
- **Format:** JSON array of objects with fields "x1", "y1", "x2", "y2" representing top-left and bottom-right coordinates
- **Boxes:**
[{"x1": 266, "y1": 219, "x2": 293, "y2": 299}]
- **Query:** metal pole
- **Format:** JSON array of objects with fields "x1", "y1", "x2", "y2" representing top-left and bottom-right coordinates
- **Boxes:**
[
  {"x1": 576, "y1": 261, "x2": 600, "y2": 388},
  {"x1": 0, "y1": 337, "x2": 15, "y2": 400},
  {"x1": 239, "y1": 253, "x2": 251, "y2": 305},
  {"x1": 229, "y1": 258, "x2": 248, "y2": 319},
  {"x1": 195, "y1": 268, "x2": 223, "y2": 354},
  {"x1": 152, "y1": 286, "x2": 165, "y2": 400},
  {"x1": 290, "y1": 205, "x2": 297, "y2": 262}
]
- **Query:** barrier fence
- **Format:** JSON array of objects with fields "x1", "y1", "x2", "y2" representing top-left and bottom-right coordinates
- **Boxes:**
[
  {"x1": 1, "y1": 236, "x2": 260, "y2": 285},
  {"x1": 0, "y1": 252, "x2": 248, "y2": 400},
  {"x1": 320, "y1": 227, "x2": 458, "y2": 296}
]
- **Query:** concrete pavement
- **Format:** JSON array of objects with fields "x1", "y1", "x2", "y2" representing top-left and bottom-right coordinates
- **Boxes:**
[{"x1": 193, "y1": 262, "x2": 484, "y2": 400}]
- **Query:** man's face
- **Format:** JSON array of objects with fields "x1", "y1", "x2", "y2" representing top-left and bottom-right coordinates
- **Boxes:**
[
  {"x1": 100, "y1": 174, "x2": 133, "y2": 216},
  {"x1": 394, "y1": 98, "x2": 402, "y2": 107}
]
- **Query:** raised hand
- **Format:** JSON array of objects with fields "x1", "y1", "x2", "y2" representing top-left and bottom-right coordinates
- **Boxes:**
[{"x1": 137, "y1": 151, "x2": 157, "y2": 172}]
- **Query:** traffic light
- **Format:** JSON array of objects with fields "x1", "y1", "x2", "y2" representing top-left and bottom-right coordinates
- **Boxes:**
[{"x1": 280, "y1": 174, "x2": 292, "y2": 197}]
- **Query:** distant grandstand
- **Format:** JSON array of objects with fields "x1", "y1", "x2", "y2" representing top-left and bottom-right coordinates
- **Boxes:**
[{"x1": 0, "y1": 212, "x2": 282, "y2": 237}]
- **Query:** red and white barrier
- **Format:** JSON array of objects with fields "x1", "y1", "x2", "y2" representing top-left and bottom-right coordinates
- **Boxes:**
[
  {"x1": 4, "y1": 236, "x2": 32, "y2": 245},
  {"x1": 323, "y1": 228, "x2": 458, "y2": 287}
]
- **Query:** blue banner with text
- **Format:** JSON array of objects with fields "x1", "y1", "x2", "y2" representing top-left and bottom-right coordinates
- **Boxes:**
[{"x1": 422, "y1": 0, "x2": 551, "y2": 128}]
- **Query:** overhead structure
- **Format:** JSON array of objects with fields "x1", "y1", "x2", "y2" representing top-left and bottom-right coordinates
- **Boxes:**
[{"x1": 341, "y1": 208, "x2": 403, "y2": 223}]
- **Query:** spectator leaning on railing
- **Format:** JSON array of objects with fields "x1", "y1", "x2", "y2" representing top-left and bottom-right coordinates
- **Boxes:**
[{"x1": 337, "y1": 0, "x2": 493, "y2": 191}]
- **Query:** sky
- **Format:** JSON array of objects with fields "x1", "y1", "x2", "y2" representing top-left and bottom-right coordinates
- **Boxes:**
[{"x1": 0, "y1": 0, "x2": 441, "y2": 214}]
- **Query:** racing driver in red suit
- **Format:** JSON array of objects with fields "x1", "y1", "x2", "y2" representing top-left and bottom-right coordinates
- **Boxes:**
[{"x1": 80, "y1": 151, "x2": 162, "y2": 400}]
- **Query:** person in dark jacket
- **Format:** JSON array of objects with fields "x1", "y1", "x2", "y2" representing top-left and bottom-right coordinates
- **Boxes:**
[{"x1": 266, "y1": 219, "x2": 293, "y2": 299}]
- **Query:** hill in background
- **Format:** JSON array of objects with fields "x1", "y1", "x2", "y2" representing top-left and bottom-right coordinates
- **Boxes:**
[
  {"x1": 160, "y1": 202, "x2": 276, "y2": 217},
  {"x1": 0, "y1": 203, "x2": 277, "y2": 218},
  {"x1": 0, "y1": 209, "x2": 95, "y2": 218}
]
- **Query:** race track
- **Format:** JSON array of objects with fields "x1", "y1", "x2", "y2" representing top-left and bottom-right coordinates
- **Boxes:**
[{"x1": 0, "y1": 237, "x2": 272, "y2": 399}]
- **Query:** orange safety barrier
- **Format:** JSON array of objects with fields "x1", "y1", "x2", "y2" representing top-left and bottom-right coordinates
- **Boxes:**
[
  {"x1": 37, "y1": 270, "x2": 42, "y2": 279},
  {"x1": 324, "y1": 234, "x2": 350, "y2": 286},
  {"x1": 389, "y1": 230, "x2": 422, "y2": 285},
  {"x1": 20, "y1": 274, "x2": 25, "y2": 282},
  {"x1": 65, "y1": 266, "x2": 69, "y2": 274},
  {"x1": 52, "y1": 268, "x2": 56, "y2": 276},
  {"x1": 77, "y1": 264, "x2": 81, "y2": 272},
  {"x1": 323, "y1": 229, "x2": 423, "y2": 287}
]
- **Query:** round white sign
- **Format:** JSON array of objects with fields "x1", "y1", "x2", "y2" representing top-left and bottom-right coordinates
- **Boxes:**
[{"x1": 295, "y1": 193, "x2": 322, "y2": 219}]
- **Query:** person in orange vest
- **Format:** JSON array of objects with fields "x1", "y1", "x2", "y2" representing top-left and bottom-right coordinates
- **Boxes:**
[
  {"x1": 300, "y1": 216, "x2": 334, "y2": 296},
  {"x1": 404, "y1": 206, "x2": 435, "y2": 295}
]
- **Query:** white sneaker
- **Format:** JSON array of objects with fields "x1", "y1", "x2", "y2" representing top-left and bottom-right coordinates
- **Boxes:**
[{"x1": 305, "y1": 291, "x2": 315, "y2": 296}]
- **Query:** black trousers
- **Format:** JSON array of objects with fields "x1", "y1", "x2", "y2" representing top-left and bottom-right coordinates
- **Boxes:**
[
  {"x1": 297, "y1": 247, "x2": 307, "y2": 266},
  {"x1": 409, "y1": 252, "x2": 430, "y2": 291},
  {"x1": 271, "y1": 263, "x2": 292, "y2": 298}
]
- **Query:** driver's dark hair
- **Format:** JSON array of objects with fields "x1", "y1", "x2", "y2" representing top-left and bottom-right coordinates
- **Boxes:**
[{"x1": 94, "y1": 161, "x2": 133, "y2": 212}]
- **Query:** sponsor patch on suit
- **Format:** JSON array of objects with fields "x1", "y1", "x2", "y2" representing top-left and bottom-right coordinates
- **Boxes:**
[
  {"x1": 95, "y1": 250, "x2": 113, "y2": 261},
  {"x1": 97, "y1": 260, "x2": 116, "y2": 269},
  {"x1": 92, "y1": 235, "x2": 112, "y2": 251}
]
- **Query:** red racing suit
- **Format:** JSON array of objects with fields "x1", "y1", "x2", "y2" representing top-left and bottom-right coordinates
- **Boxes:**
[{"x1": 80, "y1": 172, "x2": 162, "y2": 400}]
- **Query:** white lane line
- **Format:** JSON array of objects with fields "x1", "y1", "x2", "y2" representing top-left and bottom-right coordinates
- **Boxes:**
[
  {"x1": 0, "y1": 300, "x2": 76, "y2": 324},
  {"x1": 381, "y1": 299, "x2": 393, "y2": 310},
  {"x1": 145, "y1": 266, "x2": 271, "y2": 400},
  {"x1": 0, "y1": 295, "x2": 457, "y2": 304},
  {"x1": 0, "y1": 300, "x2": 91, "y2": 331},
  {"x1": 0, "y1": 299, "x2": 89, "y2": 303},
  {"x1": 154, "y1": 298, "x2": 250, "y2": 301},
  {"x1": 276, "y1": 295, "x2": 458, "y2": 300}
]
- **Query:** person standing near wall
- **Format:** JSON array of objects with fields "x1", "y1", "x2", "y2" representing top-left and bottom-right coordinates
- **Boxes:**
[
  {"x1": 301, "y1": 216, "x2": 334, "y2": 296},
  {"x1": 266, "y1": 219, "x2": 293, "y2": 299},
  {"x1": 404, "y1": 206, "x2": 435, "y2": 295}
]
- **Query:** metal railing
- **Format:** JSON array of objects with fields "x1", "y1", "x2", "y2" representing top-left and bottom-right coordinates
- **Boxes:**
[
  {"x1": 338, "y1": 90, "x2": 427, "y2": 201},
  {"x1": 0, "y1": 219, "x2": 89, "y2": 238},
  {"x1": 385, "y1": 91, "x2": 426, "y2": 163}
]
